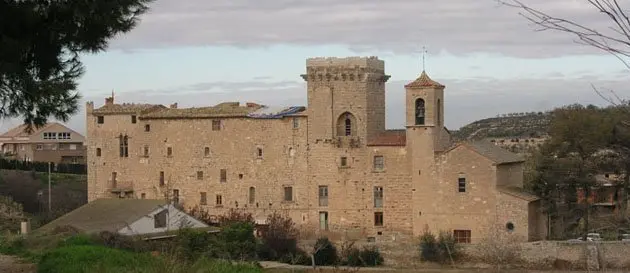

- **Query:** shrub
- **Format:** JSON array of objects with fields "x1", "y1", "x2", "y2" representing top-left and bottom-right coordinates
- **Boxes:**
[
  {"x1": 313, "y1": 237, "x2": 337, "y2": 266},
  {"x1": 258, "y1": 212, "x2": 299, "y2": 261},
  {"x1": 359, "y1": 246, "x2": 384, "y2": 267},
  {"x1": 419, "y1": 229, "x2": 439, "y2": 262},
  {"x1": 436, "y1": 231, "x2": 458, "y2": 263},
  {"x1": 176, "y1": 228, "x2": 216, "y2": 260},
  {"x1": 217, "y1": 221, "x2": 258, "y2": 260}
]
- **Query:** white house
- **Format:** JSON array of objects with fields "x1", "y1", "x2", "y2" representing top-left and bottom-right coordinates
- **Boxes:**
[{"x1": 39, "y1": 199, "x2": 209, "y2": 238}]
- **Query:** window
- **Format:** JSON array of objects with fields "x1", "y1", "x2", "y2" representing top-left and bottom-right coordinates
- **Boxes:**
[
  {"x1": 336, "y1": 112, "x2": 356, "y2": 136},
  {"x1": 167, "y1": 147, "x2": 173, "y2": 157},
  {"x1": 96, "y1": 148, "x2": 101, "y2": 157},
  {"x1": 197, "y1": 171, "x2": 203, "y2": 180},
  {"x1": 141, "y1": 193, "x2": 146, "y2": 199},
  {"x1": 437, "y1": 99, "x2": 441, "y2": 125},
  {"x1": 374, "y1": 212, "x2": 383, "y2": 226},
  {"x1": 220, "y1": 169, "x2": 227, "y2": 182},
  {"x1": 257, "y1": 147, "x2": 263, "y2": 158},
  {"x1": 453, "y1": 230, "x2": 471, "y2": 243},
  {"x1": 131, "y1": 115, "x2": 137, "y2": 124},
  {"x1": 216, "y1": 195, "x2": 223, "y2": 206},
  {"x1": 159, "y1": 171, "x2": 165, "y2": 186},
  {"x1": 111, "y1": 172, "x2": 117, "y2": 188},
  {"x1": 292, "y1": 117, "x2": 299, "y2": 129},
  {"x1": 458, "y1": 177, "x2": 466, "y2": 193},
  {"x1": 212, "y1": 120, "x2": 221, "y2": 131},
  {"x1": 172, "y1": 189, "x2": 179, "y2": 204},
  {"x1": 415, "y1": 98, "x2": 425, "y2": 125},
  {"x1": 36, "y1": 144, "x2": 43, "y2": 150},
  {"x1": 373, "y1": 155, "x2": 384, "y2": 170},
  {"x1": 200, "y1": 192, "x2": 207, "y2": 205},
  {"x1": 204, "y1": 147, "x2": 210, "y2": 157},
  {"x1": 340, "y1": 157, "x2": 347, "y2": 167},
  {"x1": 118, "y1": 134, "x2": 129, "y2": 157},
  {"x1": 154, "y1": 209, "x2": 167, "y2": 228},
  {"x1": 284, "y1": 186, "x2": 293, "y2": 202},
  {"x1": 249, "y1": 187, "x2": 256, "y2": 204},
  {"x1": 319, "y1": 211, "x2": 329, "y2": 230},
  {"x1": 374, "y1": 186, "x2": 383, "y2": 208},
  {"x1": 43, "y1": 132, "x2": 57, "y2": 140},
  {"x1": 144, "y1": 124, "x2": 150, "y2": 132},
  {"x1": 69, "y1": 144, "x2": 77, "y2": 150},
  {"x1": 143, "y1": 145, "x2": 149, "y2": 157},
  {"x1": 97, "y1": 116, "x2": 104, "y2": 124},
  {"x1": 344, "y1": 118, "x2": 352, "y2": 136},
  {"x1": 58, "y1": 132, "x2": 71, "y2": 139},
  {"x1": 318, "y1": 186, "x2": 328, "y2": 207},
  {"x1": 58, "y1": 144, "x2": 66, "y2": 150}
]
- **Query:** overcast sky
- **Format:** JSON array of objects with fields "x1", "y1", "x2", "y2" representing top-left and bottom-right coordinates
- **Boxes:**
[{"x1": 2, "y1": 0, "x2": 629, "y2": 134}]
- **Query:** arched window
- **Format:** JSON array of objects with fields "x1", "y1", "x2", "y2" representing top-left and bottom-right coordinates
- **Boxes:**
[
  {"x1": 437, "y1": 99, "x2": 441, "y2": 126},
  {"x1": 415, "y1": 99, "x2": 425, "y2": 125},
  {"x1": 336, "y1": 112, "x2": 357, "y2": 136},
  {"x1": 249, "y1": 187, "x2": 256, "y2": 204}
]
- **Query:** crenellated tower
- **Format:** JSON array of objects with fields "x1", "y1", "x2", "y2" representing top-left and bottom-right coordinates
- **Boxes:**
[{"x1": 300, "y1": 57, "x2": 390, "y2": 146}]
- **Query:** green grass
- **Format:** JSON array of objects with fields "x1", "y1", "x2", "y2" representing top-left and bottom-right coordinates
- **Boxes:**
[{"x1": 35, "y1": 172, "x2": 86, "y2": 187}]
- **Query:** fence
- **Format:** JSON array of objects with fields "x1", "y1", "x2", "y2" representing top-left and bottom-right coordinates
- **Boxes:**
[{"x1": 0, "y1": 158, "x2": 87, "y2": 175}]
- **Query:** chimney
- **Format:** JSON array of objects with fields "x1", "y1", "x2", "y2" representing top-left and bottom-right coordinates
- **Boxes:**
[
  {"x1": 170, "y1": 103, "x2": 178, "y2": 109},
  {"x1": 105, "y1": 97, "x2": 114, "y2": 106}
]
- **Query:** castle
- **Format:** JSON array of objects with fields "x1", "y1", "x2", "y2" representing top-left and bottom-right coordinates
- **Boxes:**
[{"x1": 86, "y1": 56, "x2": 547, "y2": 243}]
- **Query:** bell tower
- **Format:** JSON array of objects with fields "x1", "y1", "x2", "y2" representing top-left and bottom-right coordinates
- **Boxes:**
[{"x1": 405, "y1": 69, "x2": 446, "y2": 236}]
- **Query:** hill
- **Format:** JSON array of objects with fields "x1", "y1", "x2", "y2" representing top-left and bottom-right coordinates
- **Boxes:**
[{"x1": 451, "y1": 111, "x2": 552, "y2": 141}]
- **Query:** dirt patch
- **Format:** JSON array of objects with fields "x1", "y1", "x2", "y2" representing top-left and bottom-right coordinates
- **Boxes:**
[{"x1": 0, "y1": 255, "x2": 36, "y2": 273}]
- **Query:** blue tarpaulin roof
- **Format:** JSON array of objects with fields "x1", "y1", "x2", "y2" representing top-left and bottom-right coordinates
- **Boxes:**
[{"x1": 247, "y1": 106, "x2": 305, "y2": 119}]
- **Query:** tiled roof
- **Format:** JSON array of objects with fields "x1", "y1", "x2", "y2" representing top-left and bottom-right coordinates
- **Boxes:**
[
  {"x1": 404, "y1": 70, "x2": 445, "y2": 89},
  {"x1": 38, "y1": 198, "x2": 167, "y2": 234},
  {"x1": 498, "y1": 186, "x2": 540, "y2": 202},
  {"x1": 93, "y1": 103, "x2": 166, "y2": 115},
  {"x1": 465, "y1": 140, "x2": 525, "y2": 165},
  {"x1": 0, "y1": 122, "x2": 57, "y2": 138},
  {"x1": 367, "y1": 130, "x2": 406, "y2": 146},
  {"x1": 141, "y1": 102, "x2": 265, "y2": 119}
]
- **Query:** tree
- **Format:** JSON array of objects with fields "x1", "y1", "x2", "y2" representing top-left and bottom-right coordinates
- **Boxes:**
[{"x1": 0, "y1": 0, "x2": 153, "y2": 131}]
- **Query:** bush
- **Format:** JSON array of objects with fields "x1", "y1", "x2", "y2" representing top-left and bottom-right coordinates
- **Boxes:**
[
  {"x1": 341, "y1": 245, "x2": 383, "y2": 267},
  {"x1": 419, "y1": 229, "x2": 458, "y2": 264},
  {"x1": 258, "y1": 212, "x2": 299, "y2": 261},
  {"x1": 176, "y1": 228, "x2": 216, "y2": 260},
  {"x1": 313, "y1": 237, "x2": 337, "y2": 266},
  {"x1": 216, "y1": 221, "x2": 258, "y2": 260}
]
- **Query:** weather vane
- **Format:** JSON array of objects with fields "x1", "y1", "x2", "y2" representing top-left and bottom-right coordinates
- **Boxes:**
[{"x1": 422, "y1": 46, "x2": 428, "y2": 71}]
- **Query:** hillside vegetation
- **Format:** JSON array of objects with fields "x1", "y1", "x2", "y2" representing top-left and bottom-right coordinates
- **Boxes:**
[{"x1": 452, "y1": 111, "x2": 552, "y2": 141}]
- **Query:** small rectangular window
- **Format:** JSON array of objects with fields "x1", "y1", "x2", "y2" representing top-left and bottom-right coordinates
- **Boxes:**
[
  {"x1": 318, "y1": 186, "x2": 328, "y2": 207},
  {"x1": 212, "y1": 120, "x2": 221, "y2": 131},
  {"x1": 216, "y1": 194, "x2": 223, "y2": 206},
  {"x1": 374, "y1": 212, "x2": 383, "y2": 226},
  {"x1": 197, "y1": 171, "x2": 203, "y2": 180},
  {"x1": 374, "y1": 186, "x2": 383, "y2": 208},
  {"x1": 200, "y1": 192, "x2": 207, "y2": 205},
  {"x1": 143, "y1": 145, "x2": 149, "y2": 157},
  {"x1": 340, "y1": 157, "x2": 347, "y2": 167},
  {"x1": 131, "y1": 115, "x2": 137, "y2": 124},
  {"x1": 284, "y1": 186, "x2": 293, "y2": 201},
  {"x1": 373, "y1": 155, "x2": 384, "y2": 170},
  {"x1": 36, "y1": 144, "x2": 43, "y2": 150},
  {"x1": 97, "y1": 116, "x2": 104, "y2": 124},
  {"x1": 292, "y1": 117, "x2": 299, "y2": 129},
  {"x1": 145, "y1": 124, "x2": 151, "y2": 132},
  {"x1": 141, "y1": 193, "x2": 146, "y2": 199},
  {"x1": 159, "y1": 171, "x2": 165, "y2": 186},
  {"x1": 454, "y1": 230, "x2": 472, "y2": 243},
  {"x1": 458, "y1": 177, "x2": 466, "y2": 193},
  {"x1": 96, "y1": 148, "x2": 101, "y2": 157},
  {"x1": 204, "y1": 147, "x2": 210, "y2": 157},
  {"x1": 167, "y1": 147, "x2": 173, "y2": 157},
  {"x1": 220, "y1": 169, "x2": 227, "y2": 182},
  {"x1": 257, "y1": 147, "x2": 263, "y2": 158},
  {"x1": 172, "y1": 189, "x2": 179, "y2": 204}
]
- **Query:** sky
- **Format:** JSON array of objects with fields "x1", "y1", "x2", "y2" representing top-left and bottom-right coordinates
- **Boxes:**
[{"x1": 3, "y1": 0, "x2": 630, "y2": 134}]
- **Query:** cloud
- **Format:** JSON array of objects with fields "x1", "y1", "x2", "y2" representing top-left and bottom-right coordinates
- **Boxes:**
[
  {"x1": 8, "y1": 73, "x2": 622, "y2": 136},
  {"x1": 110, "y1": 0, "x2": 621, "y2": 57}
]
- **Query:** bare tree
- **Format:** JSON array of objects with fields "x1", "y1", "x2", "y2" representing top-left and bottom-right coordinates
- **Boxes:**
[{"x1": 499, "y1": 0, "x2": 630, "y2": 105}]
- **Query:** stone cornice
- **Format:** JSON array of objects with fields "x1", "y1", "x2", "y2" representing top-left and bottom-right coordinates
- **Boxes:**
[{"x1": 300, "y1": 72, "x2": 390, "y2": 83}]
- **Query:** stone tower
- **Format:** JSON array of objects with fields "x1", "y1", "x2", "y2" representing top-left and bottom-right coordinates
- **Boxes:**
[
  {"x1": 405, "y1": 70, "x2": 446, "y2": 235},
  {"x1": 300, "y1": 57, "x2": 390, "y2": 144}
]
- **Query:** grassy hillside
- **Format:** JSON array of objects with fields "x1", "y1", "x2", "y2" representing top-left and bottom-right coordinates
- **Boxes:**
[{"x1": 452, "y1": 111, "x2": 552, "y2": 141}]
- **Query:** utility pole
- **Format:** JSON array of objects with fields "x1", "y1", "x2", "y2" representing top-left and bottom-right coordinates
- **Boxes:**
[{"x1": 48, "y1": 162, "x2": 51, "y2": 213}]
